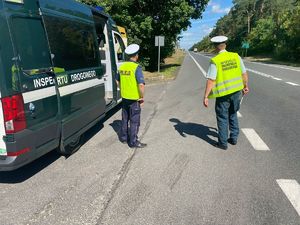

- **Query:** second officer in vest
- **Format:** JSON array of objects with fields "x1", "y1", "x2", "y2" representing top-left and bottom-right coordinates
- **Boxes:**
[
  {"x1": 203, "y1": 36, "x2": 249, "y2": 150},
  {"x1": 116, "y1": 44, "x2": 147, "y2": 148}
]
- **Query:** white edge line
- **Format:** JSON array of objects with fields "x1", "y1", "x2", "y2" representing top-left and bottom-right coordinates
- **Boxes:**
[
  {"x1": 247, "y1": 61, "x2": 300, "y2": 72},
  {"x1": 188, "y1": 52, "x2": 207, "y2": 77},
  {"x1": 237, "y1": 111, "x2": 242, "y2": 118},
  {"x1": 242, "y1": 128, "x2": 270, "y2": 151},
  {"x1": 277, "y1": 179, "x2": 300, "y2": 216},
  {"x1": 247, "y1": 68, "x2": 271, "y2": 78},
  {"x1": 247, "y1": 68, "x2": 300, "y2": 87},
  {"x1": 286, "y1": 82, "x2": 300, "y2": 86}
]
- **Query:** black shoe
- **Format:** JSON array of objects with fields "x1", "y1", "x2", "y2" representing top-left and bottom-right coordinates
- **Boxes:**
[
  {"x1": 129, "y1": 141, "x2": 147, "y2": 148},
  {"x1": 228, "y1": 138, "x2": 237, "y2": 145},
  {"x1": 214, "y1": 142, "x2": 228, "y2": 150},
  {"x1": 119, "y1": 138, "x2": 127, "y2": 144}
]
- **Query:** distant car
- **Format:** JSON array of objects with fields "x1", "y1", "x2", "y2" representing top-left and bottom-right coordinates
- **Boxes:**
[{"x1": 193, "y1": 48, "x2": 198, "y2": 52}]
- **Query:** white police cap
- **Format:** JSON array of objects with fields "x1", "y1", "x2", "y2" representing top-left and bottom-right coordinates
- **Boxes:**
[
  {"x1": 211, "y1": 36, "x2": 228, "y2": 43},
  {"x1": 125, "y1": 44, "x2": 140, "y2": 55}
]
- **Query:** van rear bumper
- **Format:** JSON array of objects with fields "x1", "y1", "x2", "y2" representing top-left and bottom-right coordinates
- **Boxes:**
[
  {"x1": 0, "y1": 140, "x2": 59, "y2": 172},
  {"x1": 0, "y1": 155, "x2": 30, "y2": 171},
  {"x1": 0, "y1": 123, "x2": 60, "y2": 171}
]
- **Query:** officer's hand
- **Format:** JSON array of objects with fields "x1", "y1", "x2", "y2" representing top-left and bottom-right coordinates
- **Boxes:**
[
  {"x1": 243, "y1": 87, "x2": 249, "y2": 95},
  {"x1": 203, "y1": 97, "x2": 209, "y2": 108},
  {"x1": 138, "y1": 98, "x2": 144, "y2": 107}
]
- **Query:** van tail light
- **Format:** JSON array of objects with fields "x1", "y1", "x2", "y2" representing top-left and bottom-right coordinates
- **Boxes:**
[{"x1": 1, "y1": 94, "x2": 26, "y2": 134}]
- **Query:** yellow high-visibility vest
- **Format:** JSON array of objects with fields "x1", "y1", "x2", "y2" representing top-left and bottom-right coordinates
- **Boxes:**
[
  {"x1": 209, "y1": 51, "x2": 244, "y2": 98},
  {"x1": 119, "y1": 62, "x2": 140, "y2": 100},
  {"x1": 11, "y1": 64, "x2": 19, "y2": 91}
]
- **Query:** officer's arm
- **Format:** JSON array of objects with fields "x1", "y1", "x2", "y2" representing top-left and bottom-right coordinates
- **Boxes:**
[
  {"x1": 242, "y1": 72, "x2": 249, "y2": 95},
  {"x1": 139, "y1": 84, "x2": 145, "y2": 98},
  {"x1": 204, "y1": 79, "x2": 216, "y2": 98},
  {"x1": 239, "y1": 57, "x2": 249, "y2": 94},
  {"x1": 136, "y1": 66, "x2": 145, "y2": 99},
  {"x1": 203, "y1": 79, "x2": 215, "y2": 108}
]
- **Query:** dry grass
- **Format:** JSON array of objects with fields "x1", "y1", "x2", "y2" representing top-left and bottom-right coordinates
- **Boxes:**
[{"x1": 144, "y1": 49, "x2": 186, "y2": 83}]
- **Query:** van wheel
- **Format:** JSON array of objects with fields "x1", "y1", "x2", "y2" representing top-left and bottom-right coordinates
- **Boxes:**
[{"x1": 57, "y1": 134, "x2": 84, "y2": 155}]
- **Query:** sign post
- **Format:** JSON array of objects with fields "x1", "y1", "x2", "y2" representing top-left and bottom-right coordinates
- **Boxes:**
[
  {"x1": 241, "y1": 41, "x2": 250, "y2": 57},
  {"x1": 155, "y1": 36, "x2": 165, "y2": 74}
]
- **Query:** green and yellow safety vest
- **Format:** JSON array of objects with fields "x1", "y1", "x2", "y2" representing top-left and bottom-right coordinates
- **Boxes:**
[
  {"x1": 119, "y1": 62, "x2": 140, "y2": 100},
  {"x1": 209, "y1": 51, "x2": 244, "y2": 98},
  {"x1": 11, "y1": 64, "x2": 19, "y2": 91}
]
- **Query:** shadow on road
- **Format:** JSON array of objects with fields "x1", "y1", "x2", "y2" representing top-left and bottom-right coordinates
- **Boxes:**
[
  {"x1": 169, "y1": 118, "x2": 218, "y2": 146},
  {"x1": 109, "y1": 120, "x2": 122, "y2": 136},
  {"x1": 0, "y1": 104, "x2": 122, "y2": 184}
]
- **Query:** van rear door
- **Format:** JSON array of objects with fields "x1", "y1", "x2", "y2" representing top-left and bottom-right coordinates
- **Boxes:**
[
  {"x1": 3, "y1": 1, "x2": 60, "y2": 156},
  {"x1": 38, "y1": 0, "x2": 105, "y2": 148}
]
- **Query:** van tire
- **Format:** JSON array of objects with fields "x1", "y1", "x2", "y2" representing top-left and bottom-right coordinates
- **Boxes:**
[{"x1": 57, "y1": 134, "x2": 84, "y2": 155}]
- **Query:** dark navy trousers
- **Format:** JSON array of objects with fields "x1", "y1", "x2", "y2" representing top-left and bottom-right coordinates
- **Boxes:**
[
  {"x1": 215, "y1": 91, "x2": 242, "y2": 147},
  {"x1": 120, "y1": 99, "x2": 141, "y2": 146}
]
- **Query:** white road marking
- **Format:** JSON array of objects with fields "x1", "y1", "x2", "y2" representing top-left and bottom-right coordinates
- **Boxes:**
[
  {"x1": 237, "y1": 111, "x2": 242, "y2": 118},
  {"x1": 248, "y1": 61, "x2": 300, "y2": 72},
  {"x1": 247, "y1": 68, "x2": 272, "y2": 78},
  {"x1": 247, "y1": 68, "x2": 300, "y2": 87},
  {"x1": 286, "y1": 82, "x2": 300, "y2": 86},
  {"x1": 242, "y1": 128, "x2": 270, "y2": 151},
  {"x1": 197, "y1": 53, "x2": 300, "y2": 73},
  {"x1": 188, "y1": 52, "x2": 207, "y2": 77},
  {"x1": 272, "y1": 77, "x2": 282, "y2": 81},
  {"x1": 277, "y1": 179, "x2": 300, "y2": 216},
  {"x1": 196, "y1": 53, "x2": 212, "y2": 59}
]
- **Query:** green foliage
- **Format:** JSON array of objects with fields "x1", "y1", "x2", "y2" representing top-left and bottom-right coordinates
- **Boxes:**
[
  {"x1": 190, "y1": 36, "x2": 211, "y2": 52},
  {"x1": 78, "y1": 0, "x2": 209, "y2": 70},
  {"x1": 192, "y1": 0, "x2": 300, "y2": 62},
  {"x1": 248, "y1": 17, "x2": 276, "y2": 53}
]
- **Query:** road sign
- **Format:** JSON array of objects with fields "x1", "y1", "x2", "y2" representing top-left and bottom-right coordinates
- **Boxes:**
[
  {"x1": 155, "y1": 36, "x2": 165, "y2": 74},
  {"x1": 155, "y1": 36, "x2": 165, "y2": 47},
  {"x1": 242, "y1": 41, "x2": 250, "y2": 49}
]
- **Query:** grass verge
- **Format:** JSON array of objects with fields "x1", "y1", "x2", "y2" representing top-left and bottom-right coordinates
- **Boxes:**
[{"x1": 144, "y1": 50, "x2": 186, "y2": 83}]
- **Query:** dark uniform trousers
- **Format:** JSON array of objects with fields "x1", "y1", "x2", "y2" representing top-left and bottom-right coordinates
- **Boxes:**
[
  {"x1": 120, "y1": 99, "x2": 141, "y2": 146},
  {"x1": 215, "y1": 91, "x2": 242, "y2": 146}
]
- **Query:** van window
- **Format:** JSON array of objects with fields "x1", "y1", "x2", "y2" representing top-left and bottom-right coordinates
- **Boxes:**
[
  {"x1": 12, "y1": 17, "x2": 52, "y2": 70},
  {"x1": 114, "y1": 33, "x2": 125, "y2": 62},
  {"x1": 43, "y1": 16, "x2": 99, "y2": 71}
]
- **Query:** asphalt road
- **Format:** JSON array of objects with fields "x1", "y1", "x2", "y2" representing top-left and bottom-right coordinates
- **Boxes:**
[{"x1": 0, "y1": 53, "x2": 299, "y2": 225}]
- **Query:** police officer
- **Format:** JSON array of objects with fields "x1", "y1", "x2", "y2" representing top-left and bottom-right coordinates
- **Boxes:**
[
  {"x1": 116, "y1": 44, "x2": 147, "y2": 148},
  {"x1": 203, "y1": 36, "x2": 249, "y2": 150}
]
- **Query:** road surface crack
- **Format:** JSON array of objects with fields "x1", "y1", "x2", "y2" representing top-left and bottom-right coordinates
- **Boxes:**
[{"x1": 96, "y1": 84, "x2": 168, "y2": 225}]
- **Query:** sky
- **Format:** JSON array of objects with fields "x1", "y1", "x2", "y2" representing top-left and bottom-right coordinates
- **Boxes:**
[{"x1": 180, "y1": 0, "x2": 234, "y2": 50}]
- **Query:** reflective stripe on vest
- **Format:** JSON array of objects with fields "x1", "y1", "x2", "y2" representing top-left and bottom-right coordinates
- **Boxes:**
[
  {"x1": 119, "y1": 62, "x2": 140, "y2": 100},
  {"x1": 209, "y1": 52, "x2": 244, "y2": 98}
]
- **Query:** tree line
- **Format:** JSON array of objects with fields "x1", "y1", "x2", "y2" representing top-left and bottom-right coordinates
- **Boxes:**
[
  {"x1": 78, "y1": 0, "x2": 209, "y2": 70},
  {"x1": 191, "y1": 0, "x2": 300, "y2": 62}
]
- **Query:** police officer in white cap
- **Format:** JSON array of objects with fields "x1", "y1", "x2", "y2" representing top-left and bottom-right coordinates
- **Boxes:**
[
  {"x1": 203, "y1": 36, "x2": 249, "y2": 150},
  {"x1": 116, "y1": 44, "x2": 147, "y2": 148}
]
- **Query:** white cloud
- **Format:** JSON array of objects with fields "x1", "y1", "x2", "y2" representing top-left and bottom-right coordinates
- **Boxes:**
[
  {"x1": 181, "y1": 32, "x2": 194, "y2": 37},
  {"x1": 211, "y1": 4, "x2": 230, "y2": 14},
  {"x1": 193, "y1": 17, "x2": 220, "y2": 24},
  {"x1": 180, "y1": 24, "x2": 214, "y2": 49}
]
